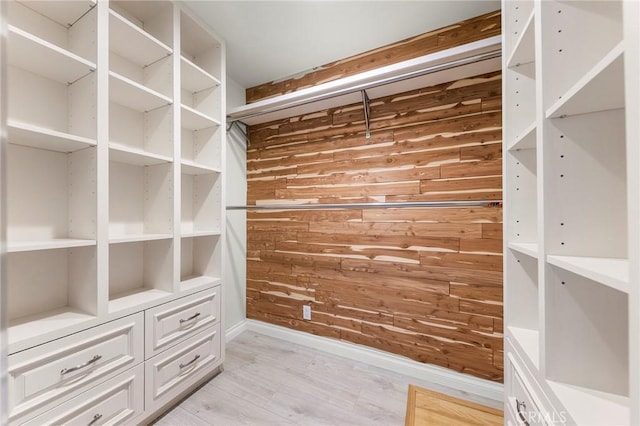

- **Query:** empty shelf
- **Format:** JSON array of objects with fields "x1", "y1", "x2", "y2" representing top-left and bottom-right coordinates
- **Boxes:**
[
  {"x1": 548, "y1": 381, "x2": 629, "y2": 426},
  {"x1": 181, "y1": 105, "x2": 221, "y2": 131},
  {"x1": 110, "y1": 143, "x2": 173, "y2": 166},
  {"x1": 109, "y1": 9, "x2": 172, "y2": 67},
  {"x1": 109, "y1": 288, "x2": 172, "y2": 314},
  {"x1": 546, "y1": 42, "x2": 624, "y2": 118},
  {"x1": 181, "y1": 230, "x2": 221, "y2": 238},
  {"x1": 508, "y1": 121, "x2": 536, "y2": 151},
  {"x1": 181, "y1": 275, "x2": 221, "y2": 292},
  {"x1": 22, "y1": 1, "x2": 96, "y2": 28},
  {"x1": 181, "y1": 56, "x2": 220, "y2": 93},
  {"x1": 8, "y1": 307, "x2": 95, "y2": 349},
  {"x1": 110, "y1": 71, "x2": 172, "y2": 112},
  {"x1": 8, "y1": 238, "x2": 97, "y2": 253},
  {"x1": 8, "y1": 121, "x2": 96, "y2": 153},
  {"x1": 547, "y1": 255, "x2": 629, "y2": 293},
  {"x1": 109, "y1": 233, "x2": 173, "y2": 244},
  {"x1": 507, "y1": 10, "x2": 535, "y2": 68},
  {"x1": 181, "y1": 159, "x2": 221, "y2": 175},
  {"x1": 508, "y1": 242, "x2": 539, "y2": 258},
  {"x1": 8, "y1": 26, "x2": 95, "y2": 85}
]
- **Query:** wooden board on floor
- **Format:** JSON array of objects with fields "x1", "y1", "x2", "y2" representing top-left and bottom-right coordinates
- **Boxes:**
[{"x1": 405, "y1": 385, "x2": 503, "y2": 426}]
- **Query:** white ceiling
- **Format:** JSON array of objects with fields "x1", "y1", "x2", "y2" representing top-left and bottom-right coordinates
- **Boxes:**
[{"x1": 183, "y1": 1, "x2": 500, "y2": 89}]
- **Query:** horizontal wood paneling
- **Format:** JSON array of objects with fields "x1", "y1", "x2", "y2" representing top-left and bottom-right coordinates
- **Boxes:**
[
  {"x1": 247, "y1": 71, "x2": 503, "y2": 382},
  {"x1": 246, "y1": 10, "x2": 501, "y2": 103}
]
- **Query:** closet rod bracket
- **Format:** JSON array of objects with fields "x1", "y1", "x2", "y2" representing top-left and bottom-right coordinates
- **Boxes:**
[
  {"x1": 226, "y1": 120, "x2": 250, "y2": 146},
  {"x1": 361, "y1": 90, "x2": 371, "y2": 139}
]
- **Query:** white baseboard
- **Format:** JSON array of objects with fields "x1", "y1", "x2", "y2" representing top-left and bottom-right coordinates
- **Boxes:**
[
  {"x1": 243, "y1": 319, "x2": 503, "y2": 404},
  {"x1": 225, "y1": 319, "x2": 249, "y2": 343}
]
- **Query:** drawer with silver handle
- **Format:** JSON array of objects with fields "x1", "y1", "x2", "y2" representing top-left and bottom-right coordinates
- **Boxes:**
[
  {"x1": 506, "y1": 354, "x2": 547, "y2": 426},
  {"x1": 145, "y1": 323, "x2": 221, "y2": 412},
  {"x1": 8, "y1": 313, "x2": 143, "y2": 424},
  {"x1": 144, "y1": 287, "x2": 220, "y2": 358},
  {"x1": 24, "y1": 364, "x2": 144, "y2": 426}
]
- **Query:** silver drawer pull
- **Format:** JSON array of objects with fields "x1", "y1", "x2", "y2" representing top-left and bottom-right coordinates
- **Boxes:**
[
  {"x1": 87, "y1": 414, "x2": 102, "y2": 426},
  {"x1": 60, "y1": 355, "x2": 102, "y2": 375},
  {"x1": 179, "y1": 354, "x2": 200, "y2": 369},
  {"x1": 179, "y1": 312, "x2": 201, "y2": 324},
  {"x1": 516, "y1": 399, "x2": 530, "y2": 426}
]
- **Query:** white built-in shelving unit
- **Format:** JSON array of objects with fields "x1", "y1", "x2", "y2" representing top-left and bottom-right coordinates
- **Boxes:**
[
  {"x1": 503, "y1": 1, "x2": 639, "y2": 425},
  {"x1": 2, "y1": 0, "x2": 225, "y2": 423}
]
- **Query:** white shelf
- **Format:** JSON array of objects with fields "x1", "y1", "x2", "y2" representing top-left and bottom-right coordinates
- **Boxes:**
[
  {"x1": 7, "y1": 239, "x2": 96, "y2": 253},
  {"x1": 110, "y1": 71, "x2": 172, "y2": 112},
  {"x1": 181, "y1": 104, "x2": 220, "y2": 131},
  {"x1": 8, "y1": 307, "x2": 95, "y2": 347},
  {"x1": 109, "y1": 143, "x2": 173, "y2": 166},
  {"x1": 546, "y1": 42, "x2": 624, "y2": 119},
  {"x1": 181, "y1": 230, "x2": 221, "y2": 238},
  {"x1": 228, "y1": 35, "x2": 501, "y2": 126},
  {"x1": 7, "y1": 121, "x2": 96, "y2": 153},
  {"x1": 181, "y1": 56, "x2": 220, "y2": 93},
  {"x1": 508, "y1": 327, "x2": 539, "y2": 371},
  {"x1": 181, "y1": 275, "x2": 221, "y2": 292},
  {"x1": 8, "y1": 26, "x2": 95, "y2": 85},
  {"x1": 108, "y1": 288, "x2": 172, "y2": 314},
  {"x1": 507, "y1": 121, "x2": 536, "y2": 151},
  {"x1": 181, "y1": 159, "x2": 221, "y2": 175},
  {"x1": 506, "y1": 10, "x2": 535, "y2": 68},
  {"x1": 547, "y1": 255, "x2": 629, "y2": 294},
  {"x1": 548, "y1": 381, "x2": 629, "y2": 426},
  {"x1": 508, "y1": 242, "x2": 539, "y2": 259},
  {"x1": 109, "y1": 234, "x2": 173, "y2": 245},
  {"x1": 21, "y1": 1, "x2": 96, "y2": 27},
  {"x1": 109, "y1": 9, "x2": 172, "y2": 67}
]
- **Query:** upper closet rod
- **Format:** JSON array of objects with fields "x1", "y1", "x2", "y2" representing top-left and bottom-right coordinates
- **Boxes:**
[
  {"x1": 227, "y1": 36, "x2": 501, "y2": 125},
  {"x1": 227, "y1": 201, "x2": 502, "y2": 210}
]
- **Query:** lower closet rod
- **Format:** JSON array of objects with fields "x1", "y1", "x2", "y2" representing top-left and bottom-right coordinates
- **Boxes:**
[{"x1": 227, "y1": 201, "x2": 502, "y2": 210}]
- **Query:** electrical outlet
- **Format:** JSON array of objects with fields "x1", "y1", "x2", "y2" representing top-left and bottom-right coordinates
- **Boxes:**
[{"x1": 303, "y1": 305, "x2": 311, "y2": 320}]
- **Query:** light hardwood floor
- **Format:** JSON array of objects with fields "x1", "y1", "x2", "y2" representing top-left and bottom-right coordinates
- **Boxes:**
[{"x1": 154, "y1": 330, "x2": 501, "y2": 426}]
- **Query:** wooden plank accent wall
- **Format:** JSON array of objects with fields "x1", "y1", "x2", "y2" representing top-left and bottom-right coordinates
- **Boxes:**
[
  {"x1": 246, "y1": 10, "x2": 501, "y2": 104},
  {"x1": 246, "y1": 71, "x2": 504, "y2": 382}
]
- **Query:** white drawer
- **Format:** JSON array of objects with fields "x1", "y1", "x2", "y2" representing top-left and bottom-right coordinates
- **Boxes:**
[
  {"x1": 24, "y1": 364, "x2": 144, "y2": 426},
  {"x1": 145, "y1": 323, "x2": 221, "y2": 412},
  {"x1": 507, "y1": 355, "x2": 546, "y2": 426},
  {"x1": 144, "y1": 287, "x2": 220, "y2": 358},
  {"x1": 8, "y1": 313, "x2": 143, "y2": 424}
]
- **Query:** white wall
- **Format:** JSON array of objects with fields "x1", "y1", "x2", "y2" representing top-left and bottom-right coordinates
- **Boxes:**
[{"x1": 224, "y1": 76, "x2": 247, "y2": 332}]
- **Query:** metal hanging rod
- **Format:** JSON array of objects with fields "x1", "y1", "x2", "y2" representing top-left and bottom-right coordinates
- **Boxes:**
[
  {"x1": 227, "y1": 201, "x2": 502, "y2": 210},
  {"x1": 227, "y1": 36, "x2": 501, "y2": 125}
]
